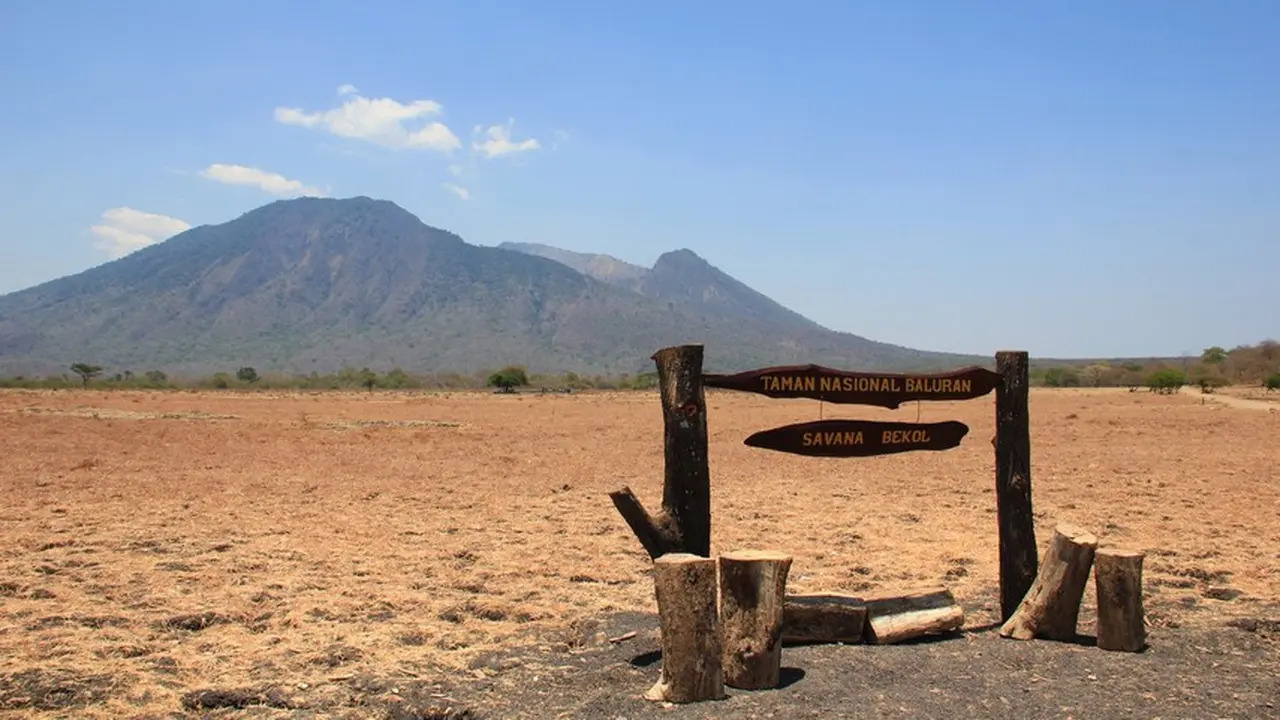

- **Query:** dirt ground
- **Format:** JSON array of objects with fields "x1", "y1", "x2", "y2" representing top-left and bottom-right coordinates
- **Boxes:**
[{"x1": 1, "y1": 386, "x2": 1277, "y2": 718}]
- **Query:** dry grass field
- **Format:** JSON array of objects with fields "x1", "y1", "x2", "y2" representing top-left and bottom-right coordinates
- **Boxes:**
[{"x1": 1, "y1": 386, "x2": 1277, "y2": 717}]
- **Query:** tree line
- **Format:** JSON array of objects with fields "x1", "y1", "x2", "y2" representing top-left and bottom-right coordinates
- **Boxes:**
[
  {"x1": 1031, "y1": 340, "x2": 1280, "y2": 393},
  {"x1": 0, "y1": 363, "x2": 661, "y2": 392},
  {"x1": 3, "y1": 341, "x2": 1276, "y2": 394}
]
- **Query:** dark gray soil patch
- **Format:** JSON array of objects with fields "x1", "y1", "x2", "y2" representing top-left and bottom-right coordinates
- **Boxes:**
[
  {"x1": 444, "y1": 611, "x2": 1279, "y2": 720},
  {"x1": 0, "y1": 668, "x2": 118, "y2": 711}
]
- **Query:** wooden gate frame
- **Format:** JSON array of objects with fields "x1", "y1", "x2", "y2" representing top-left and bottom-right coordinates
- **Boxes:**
[{"x1": 610, "y1": 344, "x2": 1038, "y2": 622}]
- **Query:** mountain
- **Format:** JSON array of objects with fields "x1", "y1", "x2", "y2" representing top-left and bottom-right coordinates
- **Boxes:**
[
  {"x1": 496, "y1": 242, "x2": 648, "y2": 286},
  {"x1": 0, "y1": 197, "x2": 982, "y2": 377},
  {"x1": 500, "y1": 243, "x2": 823, "y2": 330}
]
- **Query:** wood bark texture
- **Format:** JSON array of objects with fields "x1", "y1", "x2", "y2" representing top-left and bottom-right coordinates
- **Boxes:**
[
  {"x1": 608, "y1": 486, "x2": 679, "y2": 560},
  {"x1": 613, "y1": 345, "x2": 712, "y2": 559},
  {"x1": 995, "y1": 350, "x2": 1038, "y2": 621},
  {"x1": 999, "y1": 523, "x2": 1098, "y2": 641},
  {"x1": 863, "y1": 587, "x2": 964, "y2": 644},
  {"x1": 1095, "y1": 548, "x2": 1147, "y2": 652},
  {"x1": 782, "y1": 593, "x2": 867, "y2": 644},
  {"x1": 654, "y1": 344, "x2": 712, "y2": 557},
  {"x1": 646, "y1": 553, "x2": 725, "y2": 703},
  {"x1": 718, "y1": 550, "x2": 793, "y2": 689}
]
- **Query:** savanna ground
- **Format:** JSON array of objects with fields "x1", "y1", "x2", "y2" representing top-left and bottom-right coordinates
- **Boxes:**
[{"x1": 1, "y1": 386, "x2": 1277, "y2": 718}]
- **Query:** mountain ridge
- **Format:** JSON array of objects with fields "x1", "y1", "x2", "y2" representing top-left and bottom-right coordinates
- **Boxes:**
[{"x1": 0, "y1": 196, "x2": 985, "y2": 376}]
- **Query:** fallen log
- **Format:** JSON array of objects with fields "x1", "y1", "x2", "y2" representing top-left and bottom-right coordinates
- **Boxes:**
[
  {"x1": 782, "y1": 593, "x2": 867, "y2": 645},
  {"x1": 1095, "y1": 548, "x2": 1147, "y2": 652},
  {"x1": 645, "y1": 553, "x2": 724, "y2": 704},
  {"x1": 999, "y1": 523, "x2": 1098, "y2": 641},
  {"x1": 718, "y1": 550, "x2": 792, "y2": 689},
  {"x1": 863, "y1": 586, "x2": 964, "y2": 644}
]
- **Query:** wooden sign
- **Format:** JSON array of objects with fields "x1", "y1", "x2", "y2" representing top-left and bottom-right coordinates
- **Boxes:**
[
  {"x1": 703, "y1": 364, "x2": 1000, "y2": 409},
  {"x1": 743, "y1": 419, "x2": 970, "y2": 458}
]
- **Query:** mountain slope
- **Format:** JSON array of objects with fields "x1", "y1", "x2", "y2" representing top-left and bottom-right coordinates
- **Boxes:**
[
  {"x1": 496, "y1": 242, "x2": 648, "y2": 286},
  {"x1": 500, "y1": 242, "x2": 824, "y2": 330},
  {"x1": 0, "y1": 197, "x2": 982, "y2": 376}
]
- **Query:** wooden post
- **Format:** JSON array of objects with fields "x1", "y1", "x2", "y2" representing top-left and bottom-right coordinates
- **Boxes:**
[
  {"x1": 1095, "y1": 548, "x2": 1147, "y2": 652},
  {"x1": 995, "y1": 350, "x2": 1037, "y2": 621},
  {"x1": 718, "y1": 550, "x2": 792, "y2": 689},
  {"x1": 863, "y1": 587, "x2": 965, "y2": 645},
  {"x1": 645, "y1": 553, "x2": 725, "y2": 704},
  {"x1": 999, "y1": 523, "x2": 1098, "y2": 641},
  {"x1": 611, "y1": 345, "x2": 712, "y2": 558},
  {"x1": 782, "y1": 594, "x2": 867, "y2": 645}
]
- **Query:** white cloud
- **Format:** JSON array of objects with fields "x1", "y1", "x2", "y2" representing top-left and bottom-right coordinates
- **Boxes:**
[
  {"x1": 275, "y1": 87, "x2": 461, "y2": 152},
  {"x1": 90, "y1": 207, "x2": 191, "y2": 259},
  {"x1": 441, "y1": 182, "x2": 471, "y2": 200},
  {"x1": 199, "y1": 163, "x2": 327, "y2": 196},
  {"x1": 337, "y1": 83, "x2": 359, "y2": 96},
  {"x1": 472, "y1": 119, "x2": 540, "y2": 158}
]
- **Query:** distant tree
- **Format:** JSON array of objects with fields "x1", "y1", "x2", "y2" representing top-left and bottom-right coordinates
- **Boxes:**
[
  {"x1": 359, "y1": 368, "x2": 378, "y2": 392},
  {"x1": 1146, "y1": 368, "x2": 1186, "y2": 394},
  {"x1": 1265, "y1": 373, "x2": 1280, "y2": 391},
  {"x1": 236, "y1": 366, "x2": 260, "y2": 384},
  {"x1": 1188, "y1": 363, "x2": 1228, "y2": 393},
  {"x1": 144, "y1": 370, "x2": 168, "y2": 386},
  {"x1": 211, "y1": 372, "x2": 233, "y2": 389},
  {"x1": 1080, "y1": 363, "x2": 1110, "y2": 387},
  {"x1": 487, "y1": 365, "x2": 528, "y2": 391},
  {"x1": 1043, "y1": 367, "x2": 1081, "y2": 388},
  {"x1": 70, "y1": 363, "x2": 103, "y2": 389},
  {"x1": 382, "y1": 368, "x2": 412, "y2": 389},
  {"x1": 1201, "y1": 346, "x2": 1227, "y2": 364}
]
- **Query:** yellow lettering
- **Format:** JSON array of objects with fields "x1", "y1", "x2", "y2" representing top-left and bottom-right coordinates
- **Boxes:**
[
  {"x1": 883, "y1": 429, "x2": 931, "y2": 444},
  {"x1": 802, "y1": 432, "x2": 813, "y2": 446}
]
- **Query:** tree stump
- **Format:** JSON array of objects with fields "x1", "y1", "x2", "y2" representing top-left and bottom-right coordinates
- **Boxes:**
[
  {"x1": 718, "y1": 550, "x2": 793, "y2": 689},
  {"x1": 645, "y1": 553, "x2": 724, "y2": 703},
  {"x1": 1095, "y1": 548, "x2": 1146, "y2": 652},
  {"x1": 999, "y1": 523, "x2": 1098, "y2": 641},
  {"x1": 782, "y1": 593, "x2": 867, "y2": 645},
  {"x1": 863, "y1": 587, "x2": 964, "y2": 644}
]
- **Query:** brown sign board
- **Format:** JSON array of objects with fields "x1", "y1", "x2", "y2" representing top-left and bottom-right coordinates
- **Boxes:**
[
  {"x1": 743, "y1": 419, "x2": 970, "y2": 458},
  {"x1": 703, "y1": 364, "x2": 1000, "y2": 409}
]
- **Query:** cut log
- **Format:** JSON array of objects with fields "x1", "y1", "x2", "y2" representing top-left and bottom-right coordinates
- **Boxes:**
[
  {"x1": 1095, "y1": 548, "x2": 1147, "y2": 652},
  {"x1": 645, "y1": 553, "x2": 724, "y2": 704},
  {"x1": 863, "y1": 586, "x2": 964, "y2": 644},
  {"x1": 782, "y1": 593, "x2": 867, "y2": 644},
  {"x1": 718, "y1": 550, "x2": 793, "y2": 689},
  {"x1": 999, "y1": 523, "x2": 1098, "y2": 641}
]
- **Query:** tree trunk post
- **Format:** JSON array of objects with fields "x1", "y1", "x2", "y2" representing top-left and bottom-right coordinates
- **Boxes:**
[
  {"x1": 999, "y1": 523, "x2": 1098, "y2": 641},
  {"x1": 1095, "y1": 548, "x2": 1147, "y2": 652},
  {"x1": 995, "y1": 350, "x2": 1038, "y2": 620},
  {"x1": 718, "y1": 550, "x2": 793, "y2": 689},
  {"x1": 609, "y1": 344, "x2": 713, "y2": 558},
  {"x1": 655, "y1": 344, "x2": 712, "y2": 557},
  {"x1": 645, "y1": 553, "x2": 725, "y2": 704}
]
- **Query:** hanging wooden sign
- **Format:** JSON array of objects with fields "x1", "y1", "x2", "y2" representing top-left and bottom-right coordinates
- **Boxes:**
[
  {"x1": 703, "y1": 364, "x2": 1000, "y2": 409},
  {"x1": 743, "y1": 419, "x2": 970, "y2": 458}
]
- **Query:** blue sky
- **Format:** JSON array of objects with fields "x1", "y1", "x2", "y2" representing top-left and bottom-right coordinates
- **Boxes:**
[{"x1": 1, "y1": 1, "x2": 1276, "y2": 358}]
